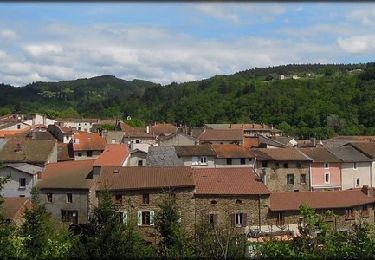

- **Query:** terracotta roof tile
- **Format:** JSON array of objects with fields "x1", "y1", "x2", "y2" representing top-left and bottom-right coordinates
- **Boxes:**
[
  {"x1": 270, "y1": 190, "x2": 375, "y2": 211},
  {"x1": 243, "y1": 137, "x2": 260, "y2": 148},
  {"x1": 2, "y1": 197, "x2": 31, "y2": 220},
  {"x1": 252, "y1": 147, "x2": 311, "y2": 161},
  {"x1": 73, "y1": 132, "x2": 106, "y2": 151},
  {"x1": 0, "y1": 127, "x2": 31, "y2": 138},
  {"x1": 198, "y1": 129, "x2": 243, "y2": 142},
  {"x1": 97, "y1": 166, "x2": 194, "y2": 191},
  {"x1": 193, "y1": 167, "x2": 270, "y2": 195},
  {"x1": 211, "y1": 144, "x2": 255, "y2": 158},
  {"x1": 150, "y1": 123, "x2": 177, "y2": 136},
  {"x1": 93, "y1": 144, "x2": 129, "y2": 166},
  {"x1": 37, "y1": 160, "x2": 95, "y2": 189}
]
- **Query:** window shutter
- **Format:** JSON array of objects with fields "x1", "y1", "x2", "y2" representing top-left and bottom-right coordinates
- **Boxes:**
[
  {"x1": 123, "y1": 211, "x2": 128, "y2": 224},
  {"x1": 242, "y1": 213, "x2": 248, "y2": 227},
  {"x1": 137, "y1": 211, "x2": 142, "y2": 226},
  {"x1": 150, "y1": 211, "x2": 155, "y2": 226},
  {"x1": 230, "y1": 214, "x2": 235, "y2": 227}
]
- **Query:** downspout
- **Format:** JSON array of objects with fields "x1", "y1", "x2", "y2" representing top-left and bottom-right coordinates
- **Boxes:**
[
  {"x1": 258, "y1": 195, "x2": 261, "y2": 230},
  {"x1": 309, "y1": 162, "x2": 312, "y2": 192}
]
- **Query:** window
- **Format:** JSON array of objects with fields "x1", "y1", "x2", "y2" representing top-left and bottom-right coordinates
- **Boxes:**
[
  {"x1": 300, "y1": 174, "x2": 306, "y2": 184},
  {"x1": 47, "y1": 193, "x2": 53, "y2": 203},
  {"x1": 111, "y1": 139, "x2": 116, "y2": 144},
  {"x1": 324, "y1": 163, "x2": 329, "y2": 169},
  {"x1": 232, "y1": 213, "x2": 247, "y2": 227},
  {"x1": 226, "y1": 158, "x2": 232, "y2": 165},
  {"x1": 77, "y1": 153, "x2": 82, "y2": 157},
  {"x1": 66, "y1": 193, "x2": 73, "y2": 203},
  {"x1": 135, "y1": 139, "x2": 140, "y2": 144},
  {"x1": 115, "y1": 194, "x2": 122, "y2": 204},
  {"x1": 283, "y1": 163, "x2": 288, "y2": 168},
  {"x1": 138, "y1": 160, "x2": 144, "y2": 166},
  {"x1": 19, "y1": 178, "x2": 26, "y2": 189},
  {"x1": 210, "y1": 200, "x2": 217, "y2": 205},
  {"x1": 275, "y1": 162, "x2": 280, "y2": 168},
  {"x1": 209, "y1": 213, "x2": 218, "y2": 227},
  {"x1": 345, "y1": 208, "x2": 354, "y2": 220},
  {"x1": 87, "y1": 151, "x2": 93, "y2": 157},
  {"x1": 262, "y1": 161, "x2": 268, "y2": 168},
  {"x1": 78, "y1": 127, "x2": 81, "y2": 131},
  {"x1": 355, "y1": 178, "x2": 360, "y2": 187},
  {"x1": 142, "y1": 194, "x2": 150, "y2": 204},
  {"x1": 287, "y1": 174, "x2": 294, "y2": 185},
  {"x1": 353, "y1": 162, "x2": 358, "y2": 170},
  {"x1": 118, "y1": 211, "x2": 128, "y2": 224},
  {"x1": 199, "y1": 156, "x2": 207, "y2": 165},
  {"x1": 17, "y1": 124, "x2": 21, "y2": 129},
  {"x1": 137, "y1": 211, "x2": 155, "y2": 226},
  {"x1": 296, "y1": 162, "x2": 302, "y2": 169},
  {"x1": 236, "y1": 199, "x2": 242, "y2": 204},
  {"x1": 324, "y1": 172, "x2": 330, "y2": 184},
  {"x1": 192, "y1": 156, "x2": 199, "y2": 166},
  {"x1": 240, "y1": 158, "x2": 246, "y2": 165},
  {"x1": 276, "y1": 212, "x2": 285, "y2": 225},
  {"x1": 61, "y1": 210, "x2": 78, "y2": 224}
]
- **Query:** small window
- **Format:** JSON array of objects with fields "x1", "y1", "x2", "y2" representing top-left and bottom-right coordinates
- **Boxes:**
[
  {"x1": 275, "y1": 162, "x2": 280, "y2": 168},
  {"x1": 118, "y1": 211, "x2": 127, "y2": 224},
  {"x1": 355, "y1": 178, "x2": 360, "y2": 187},
  {"x1": 226, "y1": 158, "x2": 232, "y2": 165},
  {"x1": 19, "y1": 178, "x2": 26, "y2": 188},
  {"x1": 234, "y1": 213, "x2": 247, "y2": 227},
  {"x1": 300, "y1": 174, "x2": 306, "y2": 184},
  {"x1": 236, "y1": 199, "x2": 242, "y2": 204},
  {"x1": 66, "y1": 193, "x2": 73, "y2": 203},
  {"x1": 210, "y1": 200, "x2": 217, "y2": 205},
  {"x1": 77, "y1": 153, "x2": 82, "y2": 157},
  {"x1": 345, "y1": 208, "x2": 354, "y2": 220},
  {"x1": 78, "y1": 127, "x2": 81, "y2": 131},
  {"x1": 283, "y1": 163, "x2": 288, "y2": 168},
  {"x1": 240, "y1": 158, "x2": 246, "y2": 165},
  {"x1": 115, "y1": 194, "x2": 122, "y2": 204},
  {"x1": 142, "y1": 194, "x2": 150, "y2": 204},
  {"x1": 138, "y1": 160, "x2": 144, "y2": 166},
  {"x1": 138, "y1": 211, "x2": 154, "y2": 226},
  {"x1": 353, "y1": 162, "x2": 358, "y2": 170},
  {"x1": 19, "y1": 195, "x2": 25, "y2": 197},
  {"x1": 200, "y1": 156, "x2": 207, "y2": 165},
  {"x1": 296, "y1": 162, "x2": 302, "y2": 169},
  {"x1": 87, "y1": 151, "x2": 93, "y2": 157},
  {"x1": 324, "y1": 163, "x2": 329, "y2": 169},
  {"x1": 47, "y1": 193, "x2": 53, "y2": 203},
  {"x1": 209, "y1": 213, "x2": 218, "y2": 227},
  {"x1": 262, "y1": 161, "x2": 268, "y2": 168},
  {"x1": 17, "y1": 124, "x2": 21, "y2": 129},
  {"x1": 135, "y1": 139, "x2": 140, "y2": 144},
  {"x1": 287, "y1": 174, "x2": 294, "y2": 185},
  {"x1": 324, "y1": 172, "x2": 330, "y2": 184},
  {"x1": 111, "y1": 139, "x2": 116, "y2": 144}
]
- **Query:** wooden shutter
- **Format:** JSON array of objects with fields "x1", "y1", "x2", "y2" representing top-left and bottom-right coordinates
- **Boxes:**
[
  {"x1": 230, "y1": 213, "x2": 236, "y2": 227},
  {"x1": 242, "y1": 213, "x2": 248, "y2": 227},
  {"x1": 150, "y1": 211, "x2": 155, "y2": 226},
  {"x1": 137, "y1": 211, "x2": 142, "y2": 226}
]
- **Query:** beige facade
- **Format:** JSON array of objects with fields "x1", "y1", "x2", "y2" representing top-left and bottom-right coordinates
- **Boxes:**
[{"x1": 341, "y1": 162, "x2": 372, "y2": 190}]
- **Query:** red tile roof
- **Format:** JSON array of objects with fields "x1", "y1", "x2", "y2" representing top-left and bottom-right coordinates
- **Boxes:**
[
  {"x1": 37, "y1": 159, "x2": 95, "y2": 189},
  {"x1": 2, "y1": 197, "x2": 31, "y2": 220},
  {"x1": 198, "y1": 129, "x2": 243, "y2": 142},
  {"x1": 193, "y1": 167, "x2": 270, "y2": 196},
  {"x1": 73, "y1": 132, "x2": 106, "y2": 151},
  {"x1": 252, "y1": 147, "x2": 311, "y2": 161},
  {"x1": 0, "y1": 128, "x2": 31, "y2": 138},
  {"x1": 150, "y1": 123, "x2": 177, "y2": 136},
  {"x1": 270, "y1": 190, "x2": 375, "y2": 211},
  {"x1": 97, "y1": 166, "x2": 195, "y2": 191},
  {"x1": 243, "y1": 137, "x2": 260, "y2": 148},
  {"x1": 212, "y1": 144, "x2": 255, "y2": 158},
  {"x1": 93, "y1": 144, "x2": 129, "y2": 166}
]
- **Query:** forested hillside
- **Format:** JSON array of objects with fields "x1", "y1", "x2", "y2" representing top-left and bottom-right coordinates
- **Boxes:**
[{"x1": 1, "y1": 63, "x2": 375, "y2": 139}]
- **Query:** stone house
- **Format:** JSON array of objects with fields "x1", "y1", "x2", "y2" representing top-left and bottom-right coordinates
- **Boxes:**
[
  {"x1": 128, "y1": 149, "x2": 148, "y2": 166},
  {"x1": 0, "y1": 163, "x2": 43, "y2": 197},
  {"x1": 123, "y1": 131, "x2": 157, "y2": 153},
  {"x1": 101, "y1": 130, "x2": 124, "y2": 144},
  {"x1": 150, "y1": 123, "x2": 177, "y2": 137},
  {"x1": 211, "y1": 144, "x2": 256, "y2": 168},
  {"x1": 252, "y1": 147, "x2": 312, "y2": 192},
  {"x1": 300, "y1": 147, "x2": 342, "y2": 191},
  {"x1": 71, "y1": 132, "x2": 106, "y2": 160},
  {"x1": 47, "y1": 124, "x2": 73, "y2": 144},
  {"x1": 55, "y1": 118, "x2": 99, "y2": 133},
  {"x1": 267, "y1": 187, "x2": 375, "y2": 237},
  {"x1": 175, "y1": 145, "x2": 216, "y2": 167},
  {"x1": 327, "y1": 146, "x2": 372, "y2": 190},
  {"x1": 37, "y1": 159, "x2": 96, "y2": 224}
]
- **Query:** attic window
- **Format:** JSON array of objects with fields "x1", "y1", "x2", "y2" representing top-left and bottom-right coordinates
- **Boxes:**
[
  {"x1": 236, "y1": 199, "x2": 242, "y2": 204},
  {"x1": 113, "y1": 169, "x2": 119, "y2": 174},
  {"x1": 210, "y1": 200, "x2": 217, "y2": 205}
]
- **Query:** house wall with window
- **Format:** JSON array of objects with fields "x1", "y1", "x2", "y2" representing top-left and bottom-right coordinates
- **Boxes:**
[
  {"x1": 215, "y1": 158, "x2": 255, "y2": 168},
  {"x1": 40, "y1": 189, "x2": 90, "y2": 224},
  {"x1": 0, "y1": 167, "x2": 39, "y2": 197},
  {"x1": 311, "y1": 162, "x2": 341, "y2": 191},
  {"x1": 74, "y1": 150, "x2": 102, "y2": 160},
  {"x1": 180, "y1": 156, "x2": 216, "y2": 168},
  {"x1": 256, "y1": 161, "x2": 310, "y2": 192},
  {"x1": 105, "y1": 188, "x2": 196, "y2": 243},
  {"x1": 341, "y1": 162, "x2": 372, "y2": 190},
  {"x1": 194, "y1": 195, "x2": 269, "y2": 234},
  {"x1": 127, "y1": 151, "x2": 148, "y2": 166}
]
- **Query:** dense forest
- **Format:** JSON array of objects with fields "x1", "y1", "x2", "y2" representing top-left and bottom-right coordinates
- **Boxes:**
[{"x1": 1, "y1": 62, "x2": 375, "y2": 139}]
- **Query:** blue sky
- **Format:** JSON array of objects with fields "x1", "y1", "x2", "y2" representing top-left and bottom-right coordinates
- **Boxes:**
[{"x1": 0, "y1": 3, "x2": 375, "y2": 86}]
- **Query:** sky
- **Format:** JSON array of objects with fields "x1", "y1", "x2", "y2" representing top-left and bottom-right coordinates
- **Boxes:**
[{"x1": 0, "y1": 3, "x2": 375, "y2": 86}]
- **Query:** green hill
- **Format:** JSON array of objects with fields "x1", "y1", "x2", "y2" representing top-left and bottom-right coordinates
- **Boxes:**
[{"x1": 1, "y1": 62, "x2": 375, "y2": 139}]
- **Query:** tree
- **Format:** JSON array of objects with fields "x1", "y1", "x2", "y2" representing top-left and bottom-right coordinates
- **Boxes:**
[
  {"x1": 155, "y1": 192, "x2": 193, "y2": 258},
  {"x1": 327, "y1": 114, "x2": 346, "y2": 134}
]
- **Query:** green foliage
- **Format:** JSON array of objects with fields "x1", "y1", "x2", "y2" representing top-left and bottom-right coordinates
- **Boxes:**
[
  {"x1": 0, "y1": 107, "x2": 11, "y2": 116},
  {"x1": 126, "y1": 118, "x2": 146, "y2": 127}
]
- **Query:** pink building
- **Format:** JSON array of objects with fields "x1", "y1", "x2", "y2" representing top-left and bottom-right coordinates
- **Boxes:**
[{"x1": 301, "y1": 147, "x2": 341, "y2": 191}]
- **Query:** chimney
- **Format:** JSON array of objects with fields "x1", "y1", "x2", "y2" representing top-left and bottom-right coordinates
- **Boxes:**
[
  {"x1": 310, "y1": 138, "x2": 316, "y2": 147},
  {"x1": 361, "y1": 185, "x2": 375, "y2": 197},
  {"x1": 146, "y1": 126, "x2": 150, "y2": 134},
  {"x1": 271, "y1": 124, "x2": 274, "y2": 130}
]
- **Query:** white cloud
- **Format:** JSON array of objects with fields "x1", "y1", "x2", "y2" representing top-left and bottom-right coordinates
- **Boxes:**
[
  {"x1": 0, "y1": 29, "x2": 17, "y2": 39},
  {"x1": 337, "y1": 35, "x2": 375, "y2": 54},
  {"x1": 23, "y1": 44, "x2": 64, "y2": 57},
  {"x1": 348, "y1": 7, "x2": 375, "y2": 26}
]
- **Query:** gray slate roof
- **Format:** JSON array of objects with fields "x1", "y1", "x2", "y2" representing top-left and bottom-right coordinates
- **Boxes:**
[
  {"x1": 258, "y1": 135, "x2": 285, "y2": 148},
  {"x1": 327, "y1": 146, "x2": 372, "y2": 162},
  {"x1": 5, "y1": 163, "x2": 43, "y2": 175},
  {"x1": 0, "y1": 139, "x2": 8, "y2": 151},
  {"x1": 146, "y1": 146, "x2": 184, "y2": 167}
]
